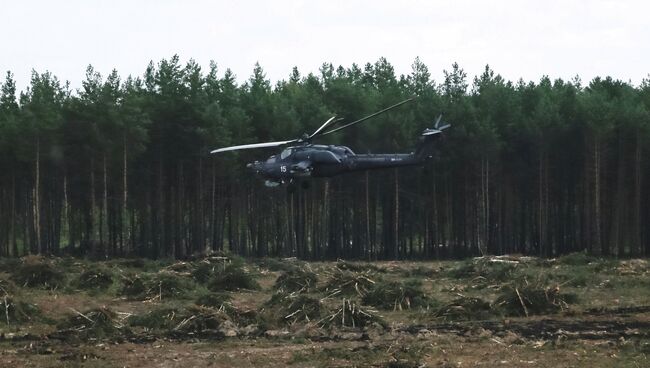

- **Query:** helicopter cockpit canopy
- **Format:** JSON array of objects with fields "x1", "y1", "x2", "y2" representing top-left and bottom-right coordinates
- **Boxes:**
[{"x1": 280, "y1": 148, "x2": 293, "y2": 160}]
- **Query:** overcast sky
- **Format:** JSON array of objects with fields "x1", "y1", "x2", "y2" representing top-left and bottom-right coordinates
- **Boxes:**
[{"x1": 1, "y1": 0, "x2": 648, "y2": 93}]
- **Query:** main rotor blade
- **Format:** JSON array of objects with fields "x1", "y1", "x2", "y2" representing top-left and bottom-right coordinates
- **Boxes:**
[
  {"x1": 309, "y1": 116, "x2": 337, "y2": 138},
  {"x1": 434, "y1": 115, "x2": 442, "y2": 129},
  {"x1": 316, "y1": 97, "x2": 414, "y2": 138},
  {"x1": 210, "y1": 139, "x2": 296, "y2": 154}
]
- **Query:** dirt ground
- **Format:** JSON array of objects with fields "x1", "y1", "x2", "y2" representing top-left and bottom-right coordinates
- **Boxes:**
[{"x1": 1, "y1": 255, "x2": 649, "y2": 367}]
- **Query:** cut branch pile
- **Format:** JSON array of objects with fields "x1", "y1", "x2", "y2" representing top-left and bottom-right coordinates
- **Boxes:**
[
  {"x1": 322, "y1": 268, "x2": 376, "y2": 297},
  {"x1": 76, "y1": 268, "x2": 114, "y2": 290},
  {"x1": 494, "y1": 280, "x2": 578, "y2": 316},
  {"x1": 266, "y1": 293, "x2": 323, "y2": 325},
  {"x1": 119, "y1": 271, "x2": 195, "y2": 300},
  {"x1": 10, "y1": 257, "x2": 64, "y2": 289},
  {"x1": 208, "y1": 264, "x2": 260, "y2": 291},
  {"x1": 0, "y1": 297, "x2": 40, "y2": 325},
  {"x1": 318, "y1": 298, "x2": 384, "y2": 328},
  {"x1": 274, "y1": 266, "x2": 318, "y2": 294},
  {"x1": 57, "y1": 307, "x2": 126, "y2": 339},
  {"x1": 362, "y1": 280, "x2": 429, "y2": 310},
  {"x1": 433, "y1": 296, "x2": 493, "y2": 321}
]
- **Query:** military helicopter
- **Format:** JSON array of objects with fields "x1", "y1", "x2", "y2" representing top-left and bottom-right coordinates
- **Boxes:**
[{"x1": 210, "y1": 98, "x2": 450, "y2": 188}]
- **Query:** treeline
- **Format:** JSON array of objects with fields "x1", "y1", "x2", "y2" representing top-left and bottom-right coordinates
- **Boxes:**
[{"x1": 0, "y1": 55, "x2": 649, "y2": 259}]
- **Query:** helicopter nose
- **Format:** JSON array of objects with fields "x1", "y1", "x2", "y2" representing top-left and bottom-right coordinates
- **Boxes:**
[{"x1": 246, "y1": 161, "x2": 260, "y2": 173}]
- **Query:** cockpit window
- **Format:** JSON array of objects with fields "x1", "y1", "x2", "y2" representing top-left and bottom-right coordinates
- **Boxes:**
[{"x1": 280, "y1": 148, "x2": 293, "y2": 160}]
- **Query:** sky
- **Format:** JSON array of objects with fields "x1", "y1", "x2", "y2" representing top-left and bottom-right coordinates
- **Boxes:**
[{"x1": 1, "y1": 0, "x2": 648, "y2": 93}]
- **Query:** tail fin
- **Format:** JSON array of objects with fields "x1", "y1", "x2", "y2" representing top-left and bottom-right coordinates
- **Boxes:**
[{"x1": 414, "y1": 115, "x2": 450, "y2": 161}]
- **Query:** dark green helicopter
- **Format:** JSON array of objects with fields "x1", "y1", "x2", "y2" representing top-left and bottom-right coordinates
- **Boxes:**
[{"x1": 210, "y1": 98, "x2": 450, "y2": 188}]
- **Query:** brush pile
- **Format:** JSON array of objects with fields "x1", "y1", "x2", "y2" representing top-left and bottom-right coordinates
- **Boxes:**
[
  {"x1": 274, "y1": 267, "x2": 318, "y2": 294},
  {"x1": 0, "y1": 297, "x2": 40, "y2": 325},
  {"x1": 57, "y1": 307, "x2": 126, "y2": 339},
  {"x1": 208, "y1": 264, "x2": 259, "y2": 291},
  {"x1": 76, "y1": 268, "x2": 114, "y2": 290},
  {"x1": 322, "y1": 268, "x2": 376, "y2": 297},
  {"x1": 318, "y1": 298, "x2": 384, "y2": 328},
  {"x1": 170, "y1": 305, "x2": 231, "y2": 337},
  {"x1": 119, "y1": 271, "x2": 195, "y2": 300},
  {"x1": 10, "y1": 256, "x2": 64, "y2": 289},
  {"x1": 494, "y1": 280, "x2": 577, "y2": 316},
  {"x1": 195, "y1": 292, "x2": 232, "y2": 308},
  {"x1": 335, "y1": 260, "x2": 386, "y2": 273},
  {"x1": 433, "y1": 296, "x2": 493, "y2": 321},
  {"x1": 266, "y1": 293, "x2": 323, "y2": 325},
  {"x1": 362, "y1": 280, "x2": 429, "y2": 310}
]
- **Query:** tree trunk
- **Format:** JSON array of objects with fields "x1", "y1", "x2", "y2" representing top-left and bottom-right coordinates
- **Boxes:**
[
  {"x1": 122, "y1": 133, "x2": 128, "y2": 254},
  {"x1": 34, "y1": 135, "x2": 41, "y2": 254},
  {"x1": 633, "y1": 131, "x2": 642, "y2": 256},
  {"x1": 394, "y1": 169, "x2": 399, "y2": 259},
  {"x1": 593, "y1": 137, "x2": 602, "y2": 255}
]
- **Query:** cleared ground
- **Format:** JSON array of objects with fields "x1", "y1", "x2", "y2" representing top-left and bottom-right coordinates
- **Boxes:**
[{"x1": 0, "y1": 254, "x2": 649, "y2": 367}]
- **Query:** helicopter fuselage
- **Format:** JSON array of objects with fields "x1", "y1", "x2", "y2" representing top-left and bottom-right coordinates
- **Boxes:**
[{"x1": 247, "y1": 144, "x2": 423, "y2": 186}]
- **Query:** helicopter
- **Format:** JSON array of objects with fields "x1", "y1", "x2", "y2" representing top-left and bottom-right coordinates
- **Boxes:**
[{"x1": 210, "y1": 97, "x2": 450, "y2": 189}]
